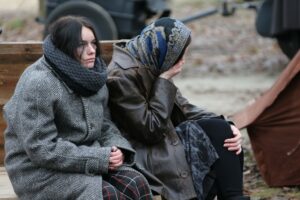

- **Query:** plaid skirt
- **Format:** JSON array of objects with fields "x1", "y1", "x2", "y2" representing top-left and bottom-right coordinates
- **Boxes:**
[{"x1": 102, "y1": 170, "x2": 153, "y2": 200}]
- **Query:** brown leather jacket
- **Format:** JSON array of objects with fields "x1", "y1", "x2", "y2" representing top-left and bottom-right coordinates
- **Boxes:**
[{"x1": 107, "y1": 42, "x2": 219, "y2": 200}]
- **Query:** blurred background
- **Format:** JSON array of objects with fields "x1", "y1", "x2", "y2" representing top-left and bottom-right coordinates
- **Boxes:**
[{"x1": 0, "y1": 0, "x2": 299, "y2": 199}]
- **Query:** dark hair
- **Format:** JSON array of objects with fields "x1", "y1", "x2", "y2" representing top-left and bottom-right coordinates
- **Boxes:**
[
  {"x1": 48, "y1": 16, "x2": 101, "y2": 59},
  {"x1": 174, "y1": 35, "x2": 191, "y2": 64}
]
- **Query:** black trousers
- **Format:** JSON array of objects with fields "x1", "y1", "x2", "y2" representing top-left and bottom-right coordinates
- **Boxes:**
[{"x1": 197, "y1": 119, "x2": 244, "y2": 199}]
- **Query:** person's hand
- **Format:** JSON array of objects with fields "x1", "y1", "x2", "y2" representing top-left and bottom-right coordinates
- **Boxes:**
[
  {"x1": 223, "y1": 125, "x2": 242, "y2": 155},
  {"x1": 109, "y1": 146, "x2": 124, "y2": 170},
  {"x1": 159, "y1": 59, "x2": 185, "y2": 80}
]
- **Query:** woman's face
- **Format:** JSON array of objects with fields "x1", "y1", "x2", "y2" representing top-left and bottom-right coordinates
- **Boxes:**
[{"x1": 76, "y1": 26, "x2": 97, "y2": 68}]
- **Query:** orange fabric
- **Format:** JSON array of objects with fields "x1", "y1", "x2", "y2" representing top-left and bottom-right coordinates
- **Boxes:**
[{"x1": 231, "y1": 51, "x2": 300, "y2": 186}]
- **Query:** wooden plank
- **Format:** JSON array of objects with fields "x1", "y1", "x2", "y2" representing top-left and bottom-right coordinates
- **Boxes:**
[
  {"x1": 0, "y1": 41, "x2": 116, "y2": 53},
  {"x1": 0, "y1": 167, "x2": 17, "y2": 200},
  {"x1": 0, "y1": 102, "x2": 5, "y2": 166},
  {"x1": 0, "y1": 64, "x2": 28, "y2": 76},
  {"x1": 0, "y1": 149, "x2": 3, "y2": 168},
  {"x1": 0, "y1": 166, "x2": 161, "y2": 200},
  {"x1": 0, "y1": 78, "x2": 23, "y2": 102},
  {"x1": 0, "y1": 40, "x2": 118, "y2": 65},
  {"x1": 100, "y1": 40, "x2": 115, "y2": 64}
]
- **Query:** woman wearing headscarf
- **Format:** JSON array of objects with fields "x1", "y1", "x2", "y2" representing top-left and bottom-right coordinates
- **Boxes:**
[
  {"x1": 107, "y1": 17, "x2": 250, "y2": 200},
  {"x1": 3, "y1": 16, "x2": 152, "y2": 200}
]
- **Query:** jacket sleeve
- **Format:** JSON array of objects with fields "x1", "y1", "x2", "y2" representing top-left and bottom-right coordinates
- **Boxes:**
[
  {"x1": 108, "y1": 70, "x2": 177, "y2": 145},
  {"x1": 11, "y1": 74, "x2": 111, "y2": 175},
  {"x1": 175, "y1": 89, "x2": 222, "y2": 121}
]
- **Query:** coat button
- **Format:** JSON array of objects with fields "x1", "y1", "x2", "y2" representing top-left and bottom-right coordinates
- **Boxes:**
[
  {"x1": 180, "y1": 170, "x2": 188, "y2": 178},
  {"x1": 90, "y1": 123, "x2": 94, "y2": 129}
]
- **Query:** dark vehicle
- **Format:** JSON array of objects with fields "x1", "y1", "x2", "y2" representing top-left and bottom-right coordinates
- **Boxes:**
[
  {"x1": 255, "y1": 0, "x2": 300, "y2": 59},
  {"x1": 37, "y1": 0, "x2": 171, "y2": 40},
  {"x1": 37, "y1": 0, "x2": 300, "y2": 59}
]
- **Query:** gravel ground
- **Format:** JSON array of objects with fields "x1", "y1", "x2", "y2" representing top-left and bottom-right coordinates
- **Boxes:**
[{"x1": 1, "y1": 0, "x2": 299, "y2": 199}]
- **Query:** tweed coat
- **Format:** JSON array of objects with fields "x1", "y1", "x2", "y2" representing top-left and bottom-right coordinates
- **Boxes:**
[
  {"x1": 3, "y1": 57, "x2": 137, "y2": 200},
  {"x1": 107, "y1": 43, "x2": 221, "y2": 200}
]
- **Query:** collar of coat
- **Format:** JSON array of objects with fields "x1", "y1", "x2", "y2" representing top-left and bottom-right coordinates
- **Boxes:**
[
  {"x1": 113, "y1": 42, "x2": 144, "y2": 69},
  {"x1": 112, "y1": 42, "x2": 159, "y2": 76}
]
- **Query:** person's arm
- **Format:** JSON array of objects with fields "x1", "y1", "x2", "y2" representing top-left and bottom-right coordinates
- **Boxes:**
[
  {"x1": 108, "y1": 69, "x2": 177, "y2": 145},
  {"x1": 159, "y1": 59, "x2": 220, "y2": 121},
  {"x1": 160, "y1": 59, "x2": 242, "y2": 154},
  {"x1": 175, "y1": 89, "x2": 221, "y2": 120},
  {"x1": 16, "y1": 74, "x2": 111, "y2": 175}
]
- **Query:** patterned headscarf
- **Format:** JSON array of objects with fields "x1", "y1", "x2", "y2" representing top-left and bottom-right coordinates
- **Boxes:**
[{"x1": 126, "y1": 17, "x2": 191, "y2": 74}]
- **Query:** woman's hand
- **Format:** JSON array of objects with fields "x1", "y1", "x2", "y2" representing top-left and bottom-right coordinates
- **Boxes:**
[
  {"x1": 109, "y1": 146, "x2": 124, "y2": 170},
  {"x1": 223, "y1": 125, "x2": 242, "y2": 155},
  {"x1": 159, "y1": 59, "x2": 185, "y2": 80}
]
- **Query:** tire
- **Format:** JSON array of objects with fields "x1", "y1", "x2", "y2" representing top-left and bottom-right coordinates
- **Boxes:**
[
  {"x1": 255, "y1": 0, "x2": 273, "y2": 37},
  {"x1": 276, "y1": 31, "x2": 300, "y2": 59},
  {"x1": 44, "y1": 1, "x2": 118, "y2": 40}
]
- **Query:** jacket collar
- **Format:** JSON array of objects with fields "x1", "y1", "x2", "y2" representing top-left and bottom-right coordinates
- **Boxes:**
[{"x1": 112, "y1": 41, "x2": 142, "y2": 69}]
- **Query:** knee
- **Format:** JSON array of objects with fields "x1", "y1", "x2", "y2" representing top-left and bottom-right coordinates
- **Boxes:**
[
  {"x1": 118, "y1": 171, "x2": 151, "y2": 198},
  {"x1": 197, "y1": 118, "x2": 233, "y2": 143},
  {"x1": 102, "y1": 182, "x2": 120, "y2": 200},
  {"x1": 129, "y1": 171, "x2": 150, "y2": 193}
]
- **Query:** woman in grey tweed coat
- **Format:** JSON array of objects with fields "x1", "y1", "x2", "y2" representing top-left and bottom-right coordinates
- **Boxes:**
[{"x1": 3, "y1": 16, "x2": 152, "y2": 200}]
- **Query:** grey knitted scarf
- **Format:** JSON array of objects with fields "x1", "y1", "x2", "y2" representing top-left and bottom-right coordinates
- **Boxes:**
[{"x1": 43, "y1": 36, "x2": 107, "y2": 97}]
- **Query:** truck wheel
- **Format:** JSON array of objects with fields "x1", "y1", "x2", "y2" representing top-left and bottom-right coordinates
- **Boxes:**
[
  {"x1": 276, "y1": 31, "x2": 300, "y2": 59},
  {"x1": 44, "y1": 1, "x2": 118, "y2": 40}
]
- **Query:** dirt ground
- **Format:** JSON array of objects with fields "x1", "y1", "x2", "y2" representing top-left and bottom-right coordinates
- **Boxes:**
[{"x1": 0, "y1": 0, "x2": 299, "y2": 199}]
